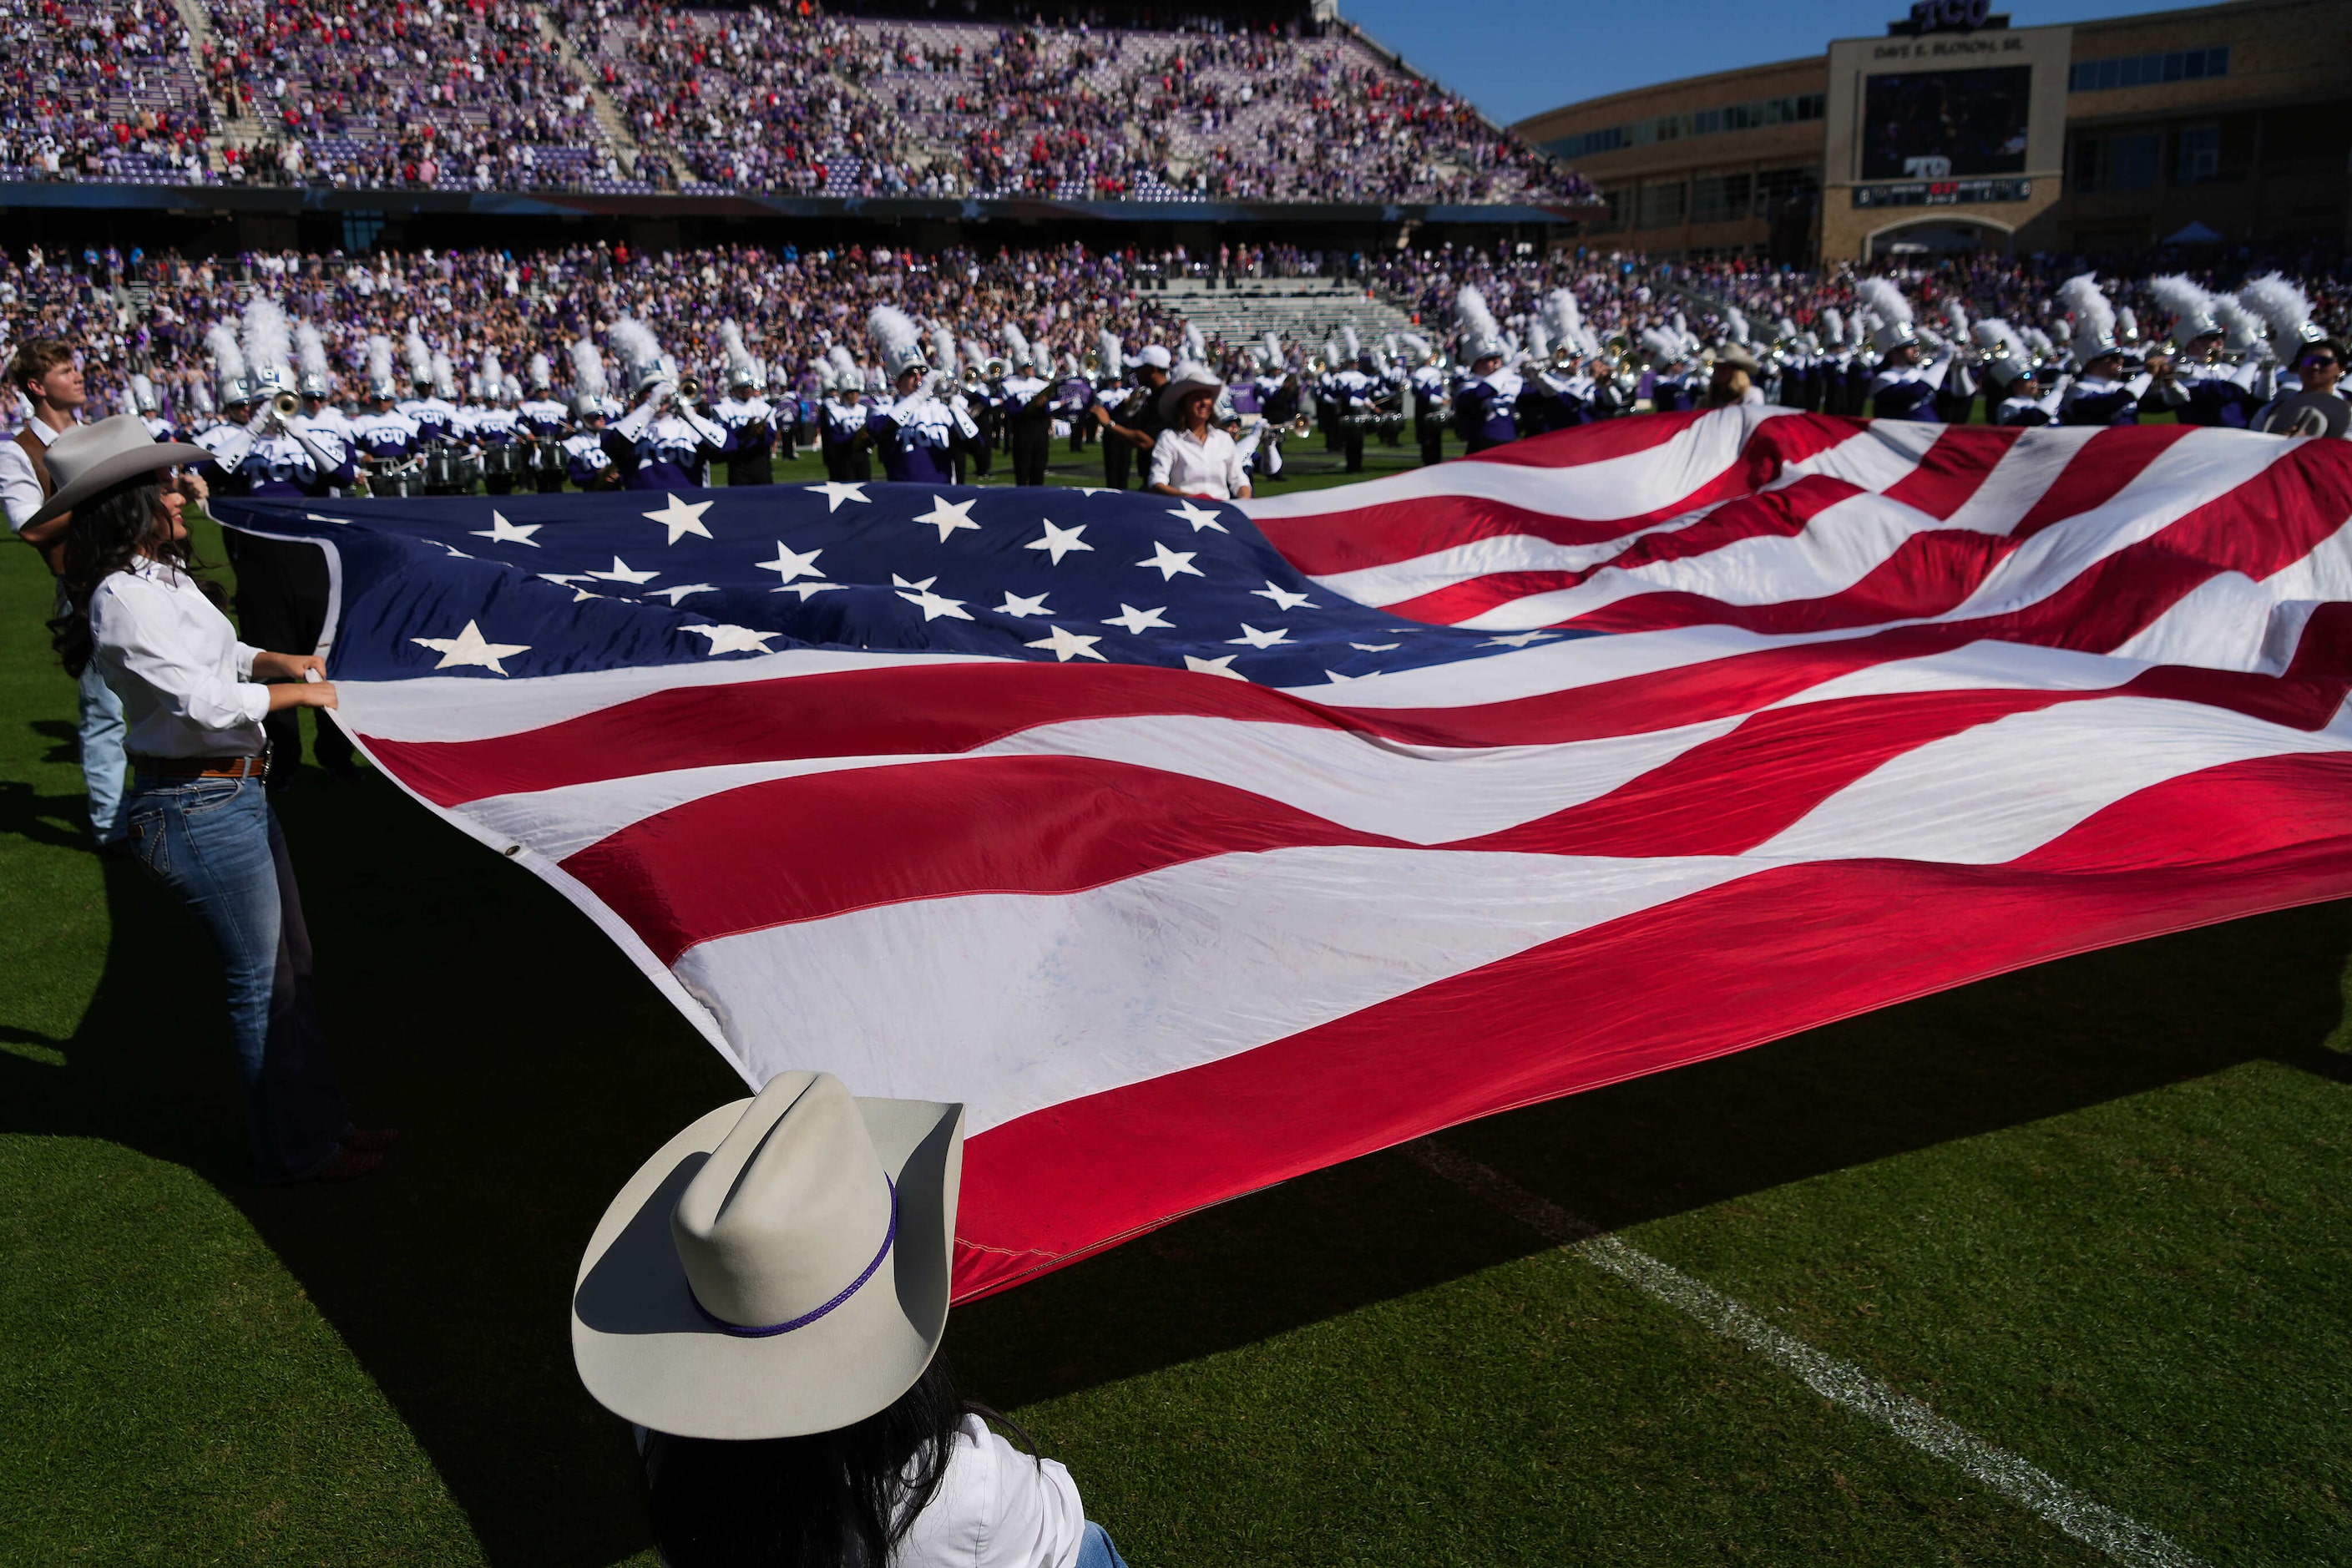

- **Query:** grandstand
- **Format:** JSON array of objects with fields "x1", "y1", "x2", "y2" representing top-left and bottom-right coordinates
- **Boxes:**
[{"x1": 0, "y1": 0, "x2": 1596, "y2": 244}]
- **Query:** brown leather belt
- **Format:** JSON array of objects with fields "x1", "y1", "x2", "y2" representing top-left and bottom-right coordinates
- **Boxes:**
[{"x1": 130, "y1": 753, "x2": 269, "y2": 779}]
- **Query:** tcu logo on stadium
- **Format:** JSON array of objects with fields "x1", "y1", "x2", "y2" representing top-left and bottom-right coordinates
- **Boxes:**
[{"x1": 1909, "y1": 0, "x2": 1992, "y2": 32}]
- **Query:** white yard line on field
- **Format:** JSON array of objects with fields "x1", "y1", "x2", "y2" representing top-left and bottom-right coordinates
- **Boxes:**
[{"x1": 1410, "y1": 1141, "x2": 2207, "y2": 1568}]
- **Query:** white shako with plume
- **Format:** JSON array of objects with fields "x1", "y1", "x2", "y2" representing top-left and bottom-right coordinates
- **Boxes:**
[
  {"x1": 2150, "y1": 275, "x2": 2223, "y2": 349},
  {"x1": 568, "y1": 336, "x2": 610, "y2": 417},
  {"x1": 1096, "y1": 327, "x2": 1123, "y2": 382},
  {"x1": 864, "y1": 306, "x2": 971, "y2": 482},
  {"x1": 202, "y1": 321, "x2": 250, "y2": 410},
  {"x1": 294, "y1": 321, "x2": 332, "y2": 399},
  {"x1": 608, "y1": 316, "x2": 670, "y2": 397},
  {"x1": 867, "y1": 305, "x2": 928, "y2": 385},
  {"x1": 1973, "y1": 318, "x2": 2033, "y2": 387},
  {"x1": 240, "y1": 296, "x2": 296, "y2": 402},
  {"x1": 721, "y1": 320, "x2": 765, "y2": 392},
  {"x1": 527, "y1": 351, "x2": 554, "y2": 393},
  {"x1": 2240, "y1": 271, "x2": 2326, "y2": 358},
  {"x1": 2057, "y1": 274, "x2": 2122, "y2": 366},
  {"x1": 1454, "y1": 286, "x2": 1504, "y2": 363},
  {"x1": 827, "y1": 344, "x2": 863, "y2": 396},
  {"x1": 364, "y1": 334, "x2": 397, "y2": 399},
  {"x1": 1854, "y1": 277, "x2": 1919, "y2": 356},
  {"x1": 347, "y1": 334, "x2": 418, "y2": 465},
  {"x1": 1001, "y1": 321, "x2": 1033, "y2": 371},
  {"x1": 402, "y1": 325, "x2": 434, "y2": 392}
]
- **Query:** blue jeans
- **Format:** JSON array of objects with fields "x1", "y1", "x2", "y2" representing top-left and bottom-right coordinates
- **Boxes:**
[
  {"x1": 123, "y1": 773, "x2": 348, "y2": 1181},
  {"x1": 1075, "y1": 1522, "x2": 1130, "y2": 1568},
  {"x1": 58, "y1": 582, "x2": 127, "y2": 842}
]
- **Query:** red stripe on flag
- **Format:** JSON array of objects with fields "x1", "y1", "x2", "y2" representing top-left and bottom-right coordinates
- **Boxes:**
[{"x1": 948, "y1": 751, "x2": 2352, "y2": 1300}]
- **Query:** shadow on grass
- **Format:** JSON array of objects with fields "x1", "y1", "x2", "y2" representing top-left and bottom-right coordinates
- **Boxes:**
[{"x1": 4, "y1": 766, "x2": 2349, "y2": 1566}]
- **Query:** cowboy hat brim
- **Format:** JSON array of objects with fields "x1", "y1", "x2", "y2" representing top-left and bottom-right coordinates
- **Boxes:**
[
  {"x1": 25, "y1": 439, "x2": 210, "y2": 531},
  {"x1": 572, "y1": 1094, "x2": 963, "y2": 1440}
]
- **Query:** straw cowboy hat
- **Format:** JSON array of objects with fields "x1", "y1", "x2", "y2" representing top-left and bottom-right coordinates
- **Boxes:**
[
  {"x1": 1157, "y1": 361, "x2": 1225, "y2": 423},
  {"x1": 572, "y1": 1071, "x2": 964, "y2": 1440},
  {"x1": 25, "y1": 413, "x2": 210, "y2": 530}
]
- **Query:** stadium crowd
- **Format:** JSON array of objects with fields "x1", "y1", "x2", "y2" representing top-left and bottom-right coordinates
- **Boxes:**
[{"x1": 1, "y1": 2, "x2": 1592, "y2": 204}]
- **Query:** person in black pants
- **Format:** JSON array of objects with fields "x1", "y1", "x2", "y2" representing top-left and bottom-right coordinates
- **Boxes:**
[{"x1": 223, "y1": 534, "x2": 357, "y2": 783}]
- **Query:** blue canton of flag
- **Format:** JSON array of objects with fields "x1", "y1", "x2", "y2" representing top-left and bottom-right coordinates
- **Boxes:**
[{"x1": 210, "y1": 483, "x2": 1583, "y2": 686}]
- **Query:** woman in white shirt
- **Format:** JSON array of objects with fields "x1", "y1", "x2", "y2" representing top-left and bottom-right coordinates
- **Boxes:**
[
  {"x1": 574, "y1": 1071, "x2": 1130, "y2": 1568},
  {"x1": 1147, "y1": 362, "x2": 1251, "y2": 502},
  {"x1": 42, "y1": 416, "x2": 390, "y2": 1185}
]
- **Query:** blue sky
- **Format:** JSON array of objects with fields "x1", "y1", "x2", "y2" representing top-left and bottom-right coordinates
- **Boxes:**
[{"x1": 1334, "y1": 0, "x2": 2217, "y2": 127}]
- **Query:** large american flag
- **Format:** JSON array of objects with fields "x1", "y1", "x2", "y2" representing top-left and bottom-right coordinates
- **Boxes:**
[{"x1": 215, "y1": 407, "x2": 2352, "y2": 1302}]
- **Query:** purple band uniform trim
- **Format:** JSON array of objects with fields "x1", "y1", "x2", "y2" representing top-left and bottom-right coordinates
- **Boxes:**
[{"x1": 690, "y1": 1179, "x2": 898, "y2": 1338}]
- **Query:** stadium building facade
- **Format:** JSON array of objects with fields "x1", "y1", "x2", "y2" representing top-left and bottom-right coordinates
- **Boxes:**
[{"x1": 1512, "y1": 0, "x2": 2350, "y2": 263}]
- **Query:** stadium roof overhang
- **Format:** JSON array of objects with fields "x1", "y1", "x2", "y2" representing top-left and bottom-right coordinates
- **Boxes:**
[{"x1": 0, "y1": 182, "x2": 1604, "y2": 227}]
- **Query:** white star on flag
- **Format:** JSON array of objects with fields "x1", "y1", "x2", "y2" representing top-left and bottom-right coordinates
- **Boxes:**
[
  {"x1": 994, "y1": 591, "x2": 1053, "y2": 619},
  {"x1": 681, "y1": 624, "x2": 781, "y2": 655},
  {"x1": 1137, "y1": 541, "x2": 1205, "y2": 581},
  {"x1": 438, "y1": 542, "x2": 473, "y2": 559},
  {"x1": 642, "y1": 493, "x2": 716, "y2": 544},
  {"x1": 756, "y1": 541, "x2": 825, "y2": 584},
  {"x1": 774, "y1": 580, "x2": 846, "y2": 600},
  {"x1": 1349, "y1": 641, "x2": 1401, "y2": 652},
  {"x1": 1166, "y1": 498, "x2": 1228, "y2": 533},
  {"x1": 470, "y1": 511, "x2": 541, "y2": 546},
  {"x1": 1250, "y1": 580, "x2": 1318, "y2": 610},
  {"x1": 411, "y1": 620, "x2": 530, "y2": 675},
  {"x1": 1227, "y1": 623, "x2": 1292, "y2": 649},
  {"x1": 589, "y1": 556, "x2": 660, "y2": 584},
  {"x1": 1325, "y1": 669, "x2": 1361, "y2": 684},
  {"x1": 1024, "y1": 625, "x2": 1107, "y2": 662},
  {"x1": 1103, "y1": 604, "x2": 1173, "y2": 635},
  {"x1": 806, "y1": 480, "x2": 870, "y2": 513},
  {"x1": 1026, "y1": 518, "x2": 1093, "y2": 564},
  {"x1": 1182, "y1": 653, "x2": 1245, "y2": 680},
  {"x1": 646, "y1": 584, "x2": 719, "y2": 605},
  {"x1": 897, "y1": 582, "x2": 974, "y2": 621},
  {"x1": 1481, "y1": 630, "x2": 1560, "y2": 648},
  {"x1": 569, "y1": 588, "x2": 603, "y2": 603},
  {"x1": 913, "y1": 495, "x2": 980, "y2": 543}
]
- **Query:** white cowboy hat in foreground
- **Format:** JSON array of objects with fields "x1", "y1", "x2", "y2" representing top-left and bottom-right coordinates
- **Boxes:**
[
  {"x1": 572, "y1": 1070, "x2": 964, "y2": 1440},
  {"x1": 26, "y1": 412, "x2": 210, "y2": 529}
]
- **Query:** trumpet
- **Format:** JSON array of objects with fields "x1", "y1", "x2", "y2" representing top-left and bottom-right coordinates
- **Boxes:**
[
  {"x1": 675, "y1": 373, "x2": 702, "y2": 402},
  {"x1": 1289, "y1": 413, "x2": 1313, "y2": 437},
  {"x1": 271, "y1": 388, "x2": 301, "y2": 418},
  {"x1": 1081, "y1": 349, "x2": 1102, "y2": 377}
]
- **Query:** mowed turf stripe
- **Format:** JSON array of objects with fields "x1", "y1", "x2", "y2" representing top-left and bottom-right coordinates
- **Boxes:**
[{"x1": 1409, "y1": 1141, "x2": 2208, "y2": 1568}]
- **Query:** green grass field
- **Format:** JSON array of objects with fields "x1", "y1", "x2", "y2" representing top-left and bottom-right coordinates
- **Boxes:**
[{"x1": 3, "y1": 435, "x2": 2348, "y2": 1566}]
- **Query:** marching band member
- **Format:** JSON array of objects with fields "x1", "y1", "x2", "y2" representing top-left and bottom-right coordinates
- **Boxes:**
[
  {"x1": 1450, "y1": 287, "x2": 1518, "y2": 455},
  {"x1": 713, "y1": 321, "x2": 777, "y2": 488},
  {"x1": 1857, "y1": 279, "x2": 1955, "y2": 422},
  {"x1": 862, "y1": 307, "x2": 975, "y2": 486},
  {"x1": 605, "y1": 318, "x2": 731, "y2": 491},
  {"x1": 564, "y1": 338, "x2": 620, "y2": 492},
  {"x1": 191, "y1": 324, "x2": 256, "y2": 493},
  {"x1": 349, "y1": 336, "x2": 422, "y2": 492},
  {"x1": 397, "y1": 330, "x2": 462, "y2": 447},
  {"x1": 997, "y1": 326, "x2": 1056, "y2": 488},
  {"x1": 470, "y1": 353, "x2": 528, "y2": 497},
  {"x1": 2056, "y1": 276, "x2": 2149, "y2": 427},
  {"x1": 1405, "y1": 334, "x2": 1448, "y2": 465},
  {"x1": 519, "y1": 352, "x2": 573, "y2": 493},
  {"x1": 1093, "y1": 331, "x2": 1134, "y2": 489},
  {"x1": 820, "y1": 347, "x2": 873, "y2": 483},
  {"x1": 221, "y1": 301, "x2": 358, "y2": 784},
  {"x1": 2143, "y1": 278, "x2": 2265, "y2": 430},
  {"x1": 1092, "y1": 342, "x2": 1172, "y2": 478},
  {"x1": 2253, "y1": 338, "x2": 2349, "y2": 438}
]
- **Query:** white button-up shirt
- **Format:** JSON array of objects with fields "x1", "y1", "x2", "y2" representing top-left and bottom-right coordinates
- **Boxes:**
[
  {"x1": 895, "y1": 1415, "x2": 1087, "y2": 1568},
  {"x1": 89, "y1": 557, "x2": 271, "y2": 758},
  {"x1": 0, "y1": 416, "x2": 67, "y2": 532},
  {"x1": 1148, "y1": 424, "x2": 1247, "y2": 500}
]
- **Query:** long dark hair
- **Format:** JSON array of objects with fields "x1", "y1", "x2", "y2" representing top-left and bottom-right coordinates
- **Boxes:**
[
  {"x1": 640, "y1": 1355, "x2": 1034, "y2": 1568},
  {"x1": 47, "y1": 476, "x2": 225, "y2": 678}
]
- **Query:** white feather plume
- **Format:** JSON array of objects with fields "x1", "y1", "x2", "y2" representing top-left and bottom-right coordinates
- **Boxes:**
[
  {"x1": 569, "y1": 336, "x2": 607, "y2": 398},
  {"x1": 931, "y1": 322, "x2": 959, "y2": 377},
  {"x1": 2212, "y1": 295, "x2": 2266, "y2": 355},
  {"x1": 2147, "y1": 275, "x2": 2214, "y2": 329},
  {"x1": 1820, "y1": 306, "x2": 1844, "y2": 344},
  {"x1": 1944, "y1": 296, "x2": 1968, "y2": 341},
  {"x1": 366, "y1": 334, "x2": 394, "y2": 387},
  {"x1": 1341, "y1": 322, "x2": 1361, "y2": 361},
  {"x1": 240, "y1": 296, "x2": 294, "y2": 382},
  {"x1": 528, "y1": 352, "x2": 553, "y2": 391},
  {"x1": 205, "y1": 322, "x2": 247, "y2": 385},
  {"x1": 296, "y1": 321, "x2": 329, "y2": 382},
  {"x1": 479, "y1": 348, "x2": 503, "y2": 393},
  {"x1": 1099, "y1": 328, "x2": 1123, "y2": 377},
  {"x1": 2239, "y1": 272, "x2": 2314, "y2": 346},
  {"x1": 1854, "y1": 277, "x2": 1913, "y2": 331},
  {"x1": 608, "y1": 316, "x2": 663, "y2": 377},
  {"x1": 403, "y1": 326, "x2": 432, "y2": 384},
  {"x1": 1262, "y1": 330, "x2": 1283, "y2": 367},
  {"x1": 431, "y1": 351, "x2": 457, "y2": 400},
  {"x1": 1454, "y1": 286, "x2": 1499, "y2": 341},
  {"x1": 1001, "y1": 322, "x2": 1030, "y2": 364},
  {"x1": 2056, "y1": 274, "x2": 2117, "y2": 346},
  {"x1": 867, "y1": 305, "x2": 920, "y2": 357}
]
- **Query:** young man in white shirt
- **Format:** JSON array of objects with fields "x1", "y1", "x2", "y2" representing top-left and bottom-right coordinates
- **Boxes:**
[
  {"x1": 1, "y1": 338, "x2": 129, "y2": 847},
  {"x1": 1147, "y1": 363, "x2": 1252, "y2": 503}
]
